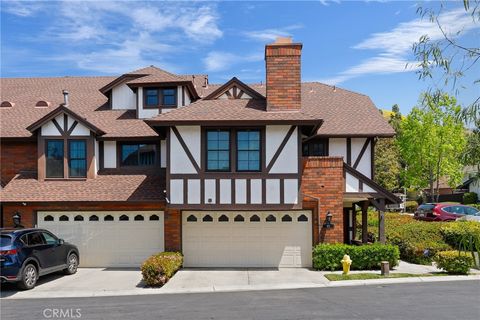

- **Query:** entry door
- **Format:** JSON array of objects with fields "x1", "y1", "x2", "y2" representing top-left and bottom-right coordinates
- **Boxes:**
[{"x1": 182, "y1": 211, "x2": 312, "y2": 268}]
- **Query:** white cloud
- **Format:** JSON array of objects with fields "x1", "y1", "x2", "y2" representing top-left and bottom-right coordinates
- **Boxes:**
[
  {"x1": 203, "y1": 51, "x2": 262, "y2": 72},
  {"x1": 320, "y1": 8, "x2": 480, "y2": 85},
  {"x1": 3, "y1": 1, "x2": 223, "y2": 74},
  {"x1": 243, "y1": 24, "x2": 303, "y2": 42},
  {"x1": 319, "y1": 0, "x2": 340, "y2": 6}
]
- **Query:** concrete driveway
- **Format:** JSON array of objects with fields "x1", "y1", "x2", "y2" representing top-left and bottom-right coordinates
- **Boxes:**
[{"x1": 1, "y1": 267, "x2": 329, "y2": 299}]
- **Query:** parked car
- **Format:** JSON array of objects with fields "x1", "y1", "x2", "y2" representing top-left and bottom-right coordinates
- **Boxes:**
[
  {"x1": 0, "y1": 228, "x2": 79, "y2": 290},
  {"x1": 414, "y1": 203, "x2": 480, "y2": 222}
]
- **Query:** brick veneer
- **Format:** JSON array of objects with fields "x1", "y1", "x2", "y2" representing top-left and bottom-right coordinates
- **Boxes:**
[
  {"x1": 265, "y1": 41, "x2": 302, "y2": 111},
  {"x1": 164, "y1": 208, "x2": 181, "y2": 251},
  {"x1": 301, "y1": 156, "x2": 345, "y2": 244},
  {"x1": 1, "y1": 141, "x2": 37, "y2": 186}
]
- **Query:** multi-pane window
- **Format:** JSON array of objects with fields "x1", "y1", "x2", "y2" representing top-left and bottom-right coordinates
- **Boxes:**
[
  {"x1": 207, "y1": 130, "x2": 230, "y2": 171},
  {"x1": 46, "y1": 140, "x2": 64, "y2": 178},
  {"x1": 237, "y1": 130, "x2": 260, "y2": 171},
  {"x1": 144, "y1": 88, "x2": 177, "y2": 107},
  {"x1": 302, "y1": 139, "x2": 328, "y2": 156},
  {"x1": 121, "y1": 143, "x2": 156, "y2": 166},
  {"x1": 69, "y1": 140, "x2": 87, "y2": 177}
]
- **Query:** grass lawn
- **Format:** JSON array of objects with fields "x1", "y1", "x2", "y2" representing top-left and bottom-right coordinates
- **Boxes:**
[{"x1": 324, "y1": 273, "x2": 449, "y2": 281}]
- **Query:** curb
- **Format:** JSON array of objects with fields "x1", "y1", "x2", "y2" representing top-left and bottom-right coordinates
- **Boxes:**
[{"x1": 2, "y1": 275, "x2": 479, "y2": 300}]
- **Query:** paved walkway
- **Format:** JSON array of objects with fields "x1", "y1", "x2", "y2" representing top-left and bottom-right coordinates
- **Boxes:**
[{"x1": 1, "y1": 262, "x2": 479, "y2": 299}]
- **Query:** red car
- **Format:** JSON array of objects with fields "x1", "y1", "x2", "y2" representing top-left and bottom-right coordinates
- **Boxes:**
[{"x1": 414, "y1": 203, "x2": 480, "y2": 221}]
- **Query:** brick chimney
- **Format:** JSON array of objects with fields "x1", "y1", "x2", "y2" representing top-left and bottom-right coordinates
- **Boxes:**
[{"x1": 265, "y1": 37, "x2": 302, "y2": 111}]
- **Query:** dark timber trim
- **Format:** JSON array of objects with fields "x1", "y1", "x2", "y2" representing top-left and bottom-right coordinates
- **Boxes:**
[
  {"x1": 266, "y1": 125, "x2": 296, "y2": 172},
  {"x1": 346, "y1": 137, "x2": 352, "y2": 165},
  {"x1": 171, "y1": 126, "x2": 200, "y2": 173},
  {"x1": 353, "y1": 138, "x2": 370, "y2": 169}
]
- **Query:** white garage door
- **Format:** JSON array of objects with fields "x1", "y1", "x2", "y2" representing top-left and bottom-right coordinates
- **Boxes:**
[
  {"x1": 37, "y1": 211, "x2": 164, "y2": 268},
  {"x1": 182, "y1": 211, "x2": 312, "y2": 268}
]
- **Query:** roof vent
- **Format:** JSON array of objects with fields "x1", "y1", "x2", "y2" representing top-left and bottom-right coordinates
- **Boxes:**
[
  {"x1": 35, "y1": 100, "x2": 51, "y2": 108},
  {"x1": 62, "y1": 90, "x2": 69, "y2": 106},
  {"x1": 0, "y1": 101, "x2": 14, "y2": 108}
]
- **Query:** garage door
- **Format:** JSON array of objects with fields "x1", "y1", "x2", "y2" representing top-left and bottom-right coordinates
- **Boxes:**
[
  {"x1": 182, "y1": 211, "x2": 312, "y2": 268},
  {"x1": 37, "y1": 211, "x2": 164, "y2": 267}
]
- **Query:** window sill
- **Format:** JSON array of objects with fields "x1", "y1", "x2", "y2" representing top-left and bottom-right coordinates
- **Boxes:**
[{"x1": 44, "y1": 178, "x2": 87, "y2": 181}]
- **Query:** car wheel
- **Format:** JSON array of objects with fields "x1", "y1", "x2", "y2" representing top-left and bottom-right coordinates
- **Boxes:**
[
  {"x1": 64, "y1": 253, "x2": 78, "y2": 275},
  {"x1": 18, "y1": 264, "x2": 38, "y2": 290}
]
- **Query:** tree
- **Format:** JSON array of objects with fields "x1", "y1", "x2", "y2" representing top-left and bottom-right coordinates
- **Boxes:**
[
  {"x1": 462, "y1": 120, "x2": 480, "y2": 181},
  {"x1": 413, "y1": 0, "x2": 480, "y2": 124},
  {"x1": 398, "y1": 93, "x2": 466, "y2": 201},
  {"x1": 374, "y1": 105, "x2": 403, "y2": 191}
]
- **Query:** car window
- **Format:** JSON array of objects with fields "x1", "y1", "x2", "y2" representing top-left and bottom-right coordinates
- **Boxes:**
[
  {"x1": 442, "y1": 206, "x2": 453, "y2": 213},
  {"x1": 26, "y1": 232, "x2": 46, "y2": 246},
  {"x1": 419, "y1": 204, "x2": 435, "y2": 211},
  {"x1": 451, "y1": 206, "x2": 465, "y2": 214},
  {"x1": 42, "y1": 232, "x2": 57, "y2": 245},
  {"x1": 0, "y1": 235, "x2": 12, "y2": 247},
  {"x1": 465, "y1": 207, "x2": 480, "y2": 216}
]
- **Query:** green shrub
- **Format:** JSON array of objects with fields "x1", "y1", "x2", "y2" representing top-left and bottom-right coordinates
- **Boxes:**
[
  {"x1": 141, "y1": 252, "x2": 183, "y2": 287},
  {"x1": 463, "y1": 192, "x2": 478, "y2": 205},
  {"x1": 386, "y1": 221, "x2": 451, "y2": 264},
  {"x1": 434, "y1": 251, "x2": 473, "y2": 275},
  {"x1": 470, "y1": 203, "x2": 480, "y2": 210},
  {"x1": 440, "y1": 222, "x2": 480, "y2": 251},
  {"x1": 312, "y1": 243, "x2": 399, "y2": 271},
  {"x1": 405, "y1": 201, "x2": 418, "y2": 213}
]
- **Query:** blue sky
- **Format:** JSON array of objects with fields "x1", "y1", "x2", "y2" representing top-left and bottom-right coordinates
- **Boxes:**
[{"x1": 1, "y1": 0, "x2": 479, "y2": 114}]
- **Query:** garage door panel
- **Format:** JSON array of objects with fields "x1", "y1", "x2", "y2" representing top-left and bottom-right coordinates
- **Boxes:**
[
  {"x1": 182, "y1": 211, "x2": 312, "y2": 268},
  {"x1": 38, "y1": 211, "x2": 164, "y2": 268}
]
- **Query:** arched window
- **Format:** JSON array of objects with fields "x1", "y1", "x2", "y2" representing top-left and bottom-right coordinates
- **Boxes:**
[
  {"x1": 134, "y1": 215, "x2": 144, "y2": 221},
  {"x1": 149, "y1": 214, "x2": 160, "y2": 221},
  {"x1": 59, "y1": 215, "x2": 69, "y2": 221},
  {"x1": 44, "y1": 215, "x2": 54, "y2": 222},
  {"x1": 119, "y1": 214, "x2": 129, "y2": 221},
  {"x1": 250, "y1": 214, "x2": 260, "y2": 222},
  {"x1": 234, "y1": 214, "x2": 245, "y2": 222},
  {"x1": 187, "y1": 215, "x2": 197, "y2": 222},
  {"x1": 74, "y1": 215, "x2": 84, "y2": 221},
  {"x1": 281, "y1": 214, "x2": 292, "y2": 222},
  {"x1": 298, "y1": 214, "x2": 308, "y2": 222},
  {"x1": 202, "y1": 214, "x2": 213, "y2": 222},
  {"x1": 104, "y1": 215, "x2": 114, "y2": 221},
  {"x1": 89, "y1": 215, "x2": 99, "y2": 221},
  {"x1": 218, "y1": 214, "x2": 229, "y2": 222},
  {"x1": 266, "y1": 214, "x2": 276, "y2": 222}
]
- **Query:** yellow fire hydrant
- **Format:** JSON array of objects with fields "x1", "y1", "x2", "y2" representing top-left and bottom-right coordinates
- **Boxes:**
[{"x1": 341, "y1": 254, "x2": 352, "y2": 275}]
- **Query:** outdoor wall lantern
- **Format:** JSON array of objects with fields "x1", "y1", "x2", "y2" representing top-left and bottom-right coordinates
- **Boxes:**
[
  {"x1": 323, "y1": 211, "x2": 334, "y2": 229},
  {"x1": 13, "y1": 212, "x2": 24, "y2": 229}
]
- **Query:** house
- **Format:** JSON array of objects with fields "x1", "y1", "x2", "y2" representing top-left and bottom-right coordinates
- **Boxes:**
[{"x1": 0, "y1": 38, "x2": 399, "y2": 268}]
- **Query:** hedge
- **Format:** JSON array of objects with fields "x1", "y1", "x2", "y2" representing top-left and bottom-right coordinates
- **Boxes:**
[
  {"x1": 463, "y1": 192, "x2": 478, "y2": 205},
  {"x1": 440, "y1": 221, "x2": 480, "y2": 253},
  {"x1": 312, "y1": 243, "x2": 399, "y2": 271},
  {"x1": 141, "y1": 252, "x2": 183, "y2": 287},
  {"x1": 434, "y1": 251, "x2": 474, "y2": 275}
]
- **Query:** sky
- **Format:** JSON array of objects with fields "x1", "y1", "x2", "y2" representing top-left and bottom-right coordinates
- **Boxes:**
[{"x1": 1, "y1": 0, "x2": 479, "y2": 115}]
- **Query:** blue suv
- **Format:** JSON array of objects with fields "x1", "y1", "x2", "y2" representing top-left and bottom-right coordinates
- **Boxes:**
[{"x1": 1, "y1": 228, "x2": 79, "y2": 290}]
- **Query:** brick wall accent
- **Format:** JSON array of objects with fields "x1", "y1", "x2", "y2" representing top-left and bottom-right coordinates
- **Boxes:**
[
  {"x1": 265, "y1": 40, "x2": 302, "y2": 111},
  {"x1": 164, "y1": 208, "x2": 181, "y2": 252},
  {"x1": 301, "y1": 156, "x2": 345, "y2": 244},
  {"x1": 1, "y1": 141, "x2": 37, "y2": 186}
]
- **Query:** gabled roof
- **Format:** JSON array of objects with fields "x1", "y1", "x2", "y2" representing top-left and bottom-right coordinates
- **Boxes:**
[
  {"x1": 26, "y1": 105, "x2": 105, "y2": 135},
  {"x1": 145, "y1": 99, "x2": 322, "y2": 126},
  {"x1": 203, "y1": 77, "x2": 265, "y2": 100}
]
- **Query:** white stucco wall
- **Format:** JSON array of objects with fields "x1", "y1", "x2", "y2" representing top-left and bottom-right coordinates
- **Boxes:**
[
  {"x1": 235, "y1": 179, "x2": 247, "y2": 204},
  {"x1": 103, "y1": 141, "x2": 117, "y2": 168},
  {"x1": 137, "y1": 87, "x2": 159, "y2": 119},
  {"x1": 176, "y1": 126, "x2": 201, "y2": 167},
  {"x1": 329, "y1": 138, "x2": 347, "y2": 160},
  {"x1": 169, "y1": 127, "x2": 197, "y2": 174},
  {"x1": 170, "y1": 179, "x2": 184, "y2": 204},
  {"x1": 284, "y1": 179, "x2": 298, "y2": 204},
  {"x1": 160, "y1": 140, "x2": 167, "y2": 168},
  {"x1": 111, "y1": 83, "x2": 136, "y2": 110},
  {"x1": 187, "y1": 179, "x2": 201, "y2": 204}
]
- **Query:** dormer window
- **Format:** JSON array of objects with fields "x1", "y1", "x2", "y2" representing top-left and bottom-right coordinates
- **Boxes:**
[{"x1": 144, "y1": 87, "x2": 177, "y2": 108}]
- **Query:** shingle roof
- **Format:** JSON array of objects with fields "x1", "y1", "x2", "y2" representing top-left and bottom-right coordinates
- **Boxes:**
[
  {"x1": 146, "y1": 99, "x2": 321, "y2": 125},
  {"x1": 0, "y1": 171, "x2": 165, "y2": 202}
]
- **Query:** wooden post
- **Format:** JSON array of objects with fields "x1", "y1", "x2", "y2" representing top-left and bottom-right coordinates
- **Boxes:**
[
  {"x1": 352, "y1": 203, "x2": 357, "y2": 241},
  {"x1": 381, "y1": 261, "x2": 389, "y2": 276},
  {"x1": 378, "y1": 198, "x2": 386, "y2": 244},
  {"x1": 361, "y1": 201, "x2": 369, "y2": 244}
]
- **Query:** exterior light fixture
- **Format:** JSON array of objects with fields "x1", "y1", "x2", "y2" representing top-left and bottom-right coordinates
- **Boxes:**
[
  {"x1": 13, "y1": 212, "x2": 24, "y2": 229},
  {"x1": 323, "y1": 211, "x2": 334, "y2": 229}
]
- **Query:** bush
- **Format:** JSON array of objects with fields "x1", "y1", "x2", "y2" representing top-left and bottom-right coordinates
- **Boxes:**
[
  {"x1": 434, "y1": 251, "x2": 473, "y2": 275},
  {"x1": 141, "y1": 252, "x2": 183, "y2": 287},
  {"x1": 386, "y1": 221, "x2": 451, "y2": 265},
  {"x1": 405, "y1": 201, "x2": 418, "y2": 213},
  {"x1": 440, "y1": 222, "x2": 480, "y2": 252},
  {"x1": 312, "y1": 243, "x2": 399, "y2": 271},
  {"x1": 471, "y1": 203, "x2": 480, "y2": 210},
  {"x1": 463, "y1": 192, "x2": 478, "y2": 205}
]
